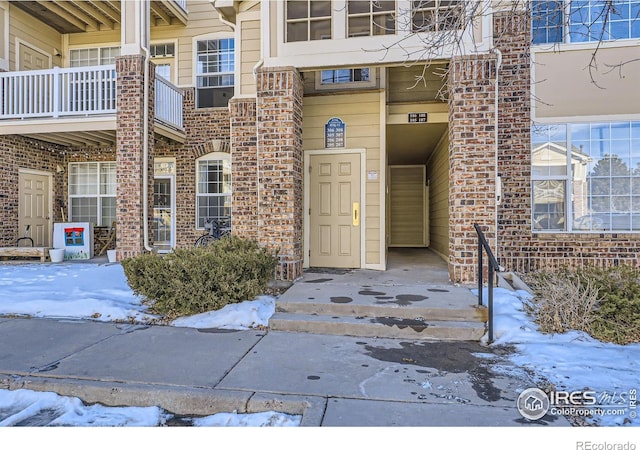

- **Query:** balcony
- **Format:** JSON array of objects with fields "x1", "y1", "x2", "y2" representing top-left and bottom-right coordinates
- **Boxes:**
[{"x1": 0, "y1": 65, "x2": 184, "y2": 146}]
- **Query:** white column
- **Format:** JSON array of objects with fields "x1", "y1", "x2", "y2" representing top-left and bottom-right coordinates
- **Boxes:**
[{"x1": 121, "y1": 0, "x2": 149, "y2": 55}]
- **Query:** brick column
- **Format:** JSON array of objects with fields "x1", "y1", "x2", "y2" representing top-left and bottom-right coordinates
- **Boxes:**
[
  {"x1": 448, "y1": 55, "x2": 497, "y2": 283},
  {"x1": 115, "y1": 55, "x2": 155, "y2": 259},
  {"x1": 256, "y1": 67, "x2": 304, "y2": 281},
  {"x1": 230, "y1": 97, "x2": 259, "y2": 241}
]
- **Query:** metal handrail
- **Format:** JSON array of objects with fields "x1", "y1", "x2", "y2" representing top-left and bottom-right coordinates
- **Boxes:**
[{"x1": 473, "y1": 223, "x2": 500, "y2": 343}]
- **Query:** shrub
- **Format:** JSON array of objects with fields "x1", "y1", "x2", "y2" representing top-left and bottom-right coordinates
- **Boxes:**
[
  {"x1": 122, "y1": 236, "x2": 279, "y2": 320},
  {"x1": 525, "y1": 265, "x2": 640, "y2": 345},
  {"x1": 525, "y1": 268, "x2": 600, "y2": 335}
]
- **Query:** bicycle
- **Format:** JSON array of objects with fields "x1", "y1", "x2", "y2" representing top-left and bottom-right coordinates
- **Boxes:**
[{"x1": 194, "y1": 217, "x2": 231, "y2": 247}]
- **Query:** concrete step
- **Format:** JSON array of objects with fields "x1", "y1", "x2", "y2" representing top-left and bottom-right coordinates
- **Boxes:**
[
  {"x1": 275, "y1": 301, "x2": 487, "y2": 323},
  {"x1": 269, "y1": 313, "x2": 486, "y2": 341}
]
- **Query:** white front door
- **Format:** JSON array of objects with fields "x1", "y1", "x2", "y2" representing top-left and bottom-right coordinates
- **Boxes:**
[
  {"x1": 308, "y1": 153, "x2": 361, "y2": 268},
  {"x1": 18, "y1": 171, "x2": 51, "y2": 247}
]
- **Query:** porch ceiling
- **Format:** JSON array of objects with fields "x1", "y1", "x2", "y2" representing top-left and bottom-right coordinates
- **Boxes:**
[
  {"x1": 387, "y1": 123, "x2": 448, "y2": 165},
  {"x1": 12, "y1": 1, "x2": 187, "y2": 34},
  {"x1": 25, "y1": 130, "x2": 117, "y2": 148}
]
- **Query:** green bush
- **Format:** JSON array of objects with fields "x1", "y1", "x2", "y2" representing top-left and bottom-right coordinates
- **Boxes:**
[
  {"x1": 122, "y1": 236, "x2": 279, "y2": 320},
  {"x1": 525, "y1": 265, "x2": 640, "y2": 345}
]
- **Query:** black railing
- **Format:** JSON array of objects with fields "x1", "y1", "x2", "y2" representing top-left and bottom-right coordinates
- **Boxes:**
[{"x1": 474, "y1": 223, "x2": 500, "y2": 343}]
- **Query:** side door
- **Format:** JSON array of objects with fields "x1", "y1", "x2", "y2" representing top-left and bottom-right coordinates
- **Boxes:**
[
  {"x1": 309, "y1": 153, "x2": 361, "y2": 268},
  {"x1": 18, "y1": 171, "x2": 51, "y2": 247}
]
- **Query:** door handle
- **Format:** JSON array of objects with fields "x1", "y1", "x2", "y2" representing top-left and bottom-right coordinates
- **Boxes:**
[{"x1": 352, "y1": 202, "x2": 360, "y2": 226}]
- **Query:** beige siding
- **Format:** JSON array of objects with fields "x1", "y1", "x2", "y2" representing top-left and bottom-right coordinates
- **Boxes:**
[
  {"x1": 303, "y1": 91, "x2": 383, "y2": 266},
  {"x1": 427, "y1": 130, "x2": 449, "y2": 259},
  {"x1": 66, "y1": 1, "x2": 230, "y2": 87},
  {"x1": 8, "y1": 5, "x2": 63, "y2": 70},
  {"x1": 534, "y1": 46, "x2": 640, "y2": 119},
  {"x1": 239, "y1": 17, "x2": 260, "y2": 95},
  {"x1": 389, "y1": 166, "x2": 427, "y2": 247}
]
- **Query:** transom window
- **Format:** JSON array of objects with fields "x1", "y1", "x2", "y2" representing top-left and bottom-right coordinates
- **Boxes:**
[
  {"x1": 286, "y1": 0, "x2": 332, "y2": 42},
  {"x1": 532, "y1": 0, "x2": 640, "y2": 44},
  {"x1": 151, "y1": 42, "x2": 176, "y2": 82},
  {"x1": 196, "y1": 38, "x2": 234, "y2": 108},
  {"x1": 347, "y1": 1, "x2": 396, "y2": 37},
  {"x1": 411, "y1": 0, "x2": 464, "y2": 33},
  {"x1": 68, "y1": 162, "x2": 116, "y2": 227},
  {"x1": 69, "y1": 46, "x2": 120, "y2": 67},
  {"x1": 196, "y1": 153, "x2": 231, "y2": 229},
  {"x1": 532, "y1": 122, "x2": 640, "y2": 232}
]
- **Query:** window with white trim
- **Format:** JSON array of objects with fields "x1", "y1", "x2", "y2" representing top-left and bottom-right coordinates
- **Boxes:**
[
  {"x1": 151, "y1": 43, "x2": 175, "y2": 81},
  {"x1": 68, "y1": 162, "x2": 116, "y2": 226},
  {"x1": 286, "y1": 0, "x2": 332, "y2": 42},
  {"x1": 196, "y1": 38, "x2": 234, "y2": 108},
  {"x1": 532, "y1": 0, "x2": 640, "y2": 44},
  {"x1": 196, "y1": 153, "x2": 231, "y2": 229},
  {"x1": 347, "y1": 1, "x2": 396, "y2": 37},
  {"x1": 411, "y1": 0, "x2": 464, "y2": 33},
  {"x1": 69, "y1": 46, "x2": 120, "y2": 67},
  {"x1": 532, "y1": 122, "x2": 640, "y2": 232}
]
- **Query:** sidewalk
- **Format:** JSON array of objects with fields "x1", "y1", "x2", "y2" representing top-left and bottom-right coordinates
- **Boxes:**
[{"x1": 0, "y1": 315, "x2": 570, "y2": 426}]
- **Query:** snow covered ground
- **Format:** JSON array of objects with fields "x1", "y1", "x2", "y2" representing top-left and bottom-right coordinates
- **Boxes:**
[{"x1": 0, "y1": 261, "x2": 638, "y2": 431}]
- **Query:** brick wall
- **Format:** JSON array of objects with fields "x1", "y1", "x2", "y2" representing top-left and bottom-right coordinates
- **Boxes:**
[
  {"x1": 230, "y1": 97, "x2": 259, "y2": 241},
  {"x1": 448, "y1": 55, "x2": 497, "y2": 283},
  {"x1": 494, "y1": 10, "x2": 640, "y2": 273},
  {"x1": 0, "y1": 136, "x2": 65, "y2": 246},
  {"x1": 115, "y1": 55, "x2": 155, "y2": 260},
  {"x1": 256, "y1": 67, "x2": 304, "y2": 281}
]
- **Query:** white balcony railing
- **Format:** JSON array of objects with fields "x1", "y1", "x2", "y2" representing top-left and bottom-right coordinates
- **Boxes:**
[
  {"x1": 155, "y1": 75, "x2": 183, "y2": 130},
  {"x1": 0, "y1": 65, "x2": 117, "y2": 119}
]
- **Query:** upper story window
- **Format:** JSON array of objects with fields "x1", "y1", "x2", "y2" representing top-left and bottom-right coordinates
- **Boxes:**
[
  {"x1": 532, "y1": 0, "x2": 640, "y2": 44},
  {"x1": 151, "y1": 42, "x2": 176, "y2": 81},
  {"x1": 286, "y1": 0, "x2": 332, "y2": 42},
  {"x1": 196, "y1": 38, "x2": 234, "y2": 108},
  {"x1": 532, "y1": 122, "x2": 640, "y2": 233},
  {"x1": 347, "y1": 1, "x2": 396, "y2": 37},
  {"x1": 411, "y1": 0, "x2": 464, "y2": 33},
  {"x1": 69, "y1": 46, "x2": 120, "y2": 67}
]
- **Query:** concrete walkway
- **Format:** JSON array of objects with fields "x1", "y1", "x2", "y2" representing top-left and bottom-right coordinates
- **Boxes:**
[{"x1": 0, "y1": 249, "x2": 571, "y2": 426}]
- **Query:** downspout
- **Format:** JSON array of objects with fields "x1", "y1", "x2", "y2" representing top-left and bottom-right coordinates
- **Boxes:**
[
  {"x1": 142, "y1": 5, "x2": 153, "y2": 252},
  {"x1": 253, "y1": 58, "x2": 264, "y2": 246},
  {"x1": 492, "y1": 47, "x2": 502, "y2": 264}
]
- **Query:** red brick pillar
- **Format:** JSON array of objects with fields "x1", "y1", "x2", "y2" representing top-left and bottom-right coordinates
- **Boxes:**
[
  {"x1": 448, "y1": 55, "x2": 497, "y2": 283},
  {"x1": 230, "y1": 97, "x2": 259, "y2": 241},
  {"x1": 256, "y1": 67, "x2": 304, "y2": 281},
  {"x1": 115, "y1": 55, "x2": 155, "y2": 259}
]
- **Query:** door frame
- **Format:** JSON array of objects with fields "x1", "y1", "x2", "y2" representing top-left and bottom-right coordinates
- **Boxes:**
[
  {"x1": 303, "y1": 148, "x2": 366, "y2": 269},
  {"x1": 15, "y1": 38, "x2": 52, "y2": 70},
  {"x1": 153, "y1": 173, "x2": 176, "y2": 253},
  {"x1": 18, "y1": 168, "x2": 53, "y2": 246}
]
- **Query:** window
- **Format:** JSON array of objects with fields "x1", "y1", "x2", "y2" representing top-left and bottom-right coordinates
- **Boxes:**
[
  {"x1": 196, "y1": 153, "x2": 231, "y2": 229},
  {"x1": 196, "y1": 38, "x2": 234, "y2": 108},
  {"x1": 347, "y1": 1, "x2": 396, "y2": 37},
  {"x1": 69, "y1": 46, "x2": 120, "y2": 67},
  {"x1": 286, "y1": 0, "x2": 332, "y2": 42},
  {"x1": 532, "y1": 1, "x2": 564, "y2": 44},
  {"x1": 321, "y1": 68, "x2": 370, "y2": 84},
  {"x1": 151, "y1": 43, "x2": 175, "y2": 81},
  {"x1": 68, "y1": 162, "x2": 116, "y2": 227},
  {"x1": 532, "y1": 122, "x2": 640, "y2": 232},
  {"x1": 532, "y1": 0, "x2": 640, "y2": 44},
  {"x1": 412, "y1": 0, "x2": 464, "y2": 33}
]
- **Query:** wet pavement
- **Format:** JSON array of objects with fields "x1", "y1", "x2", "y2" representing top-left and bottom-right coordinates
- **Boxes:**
[{"x1": 0, "y1": 316, "x2": 570, "y2": 426}]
